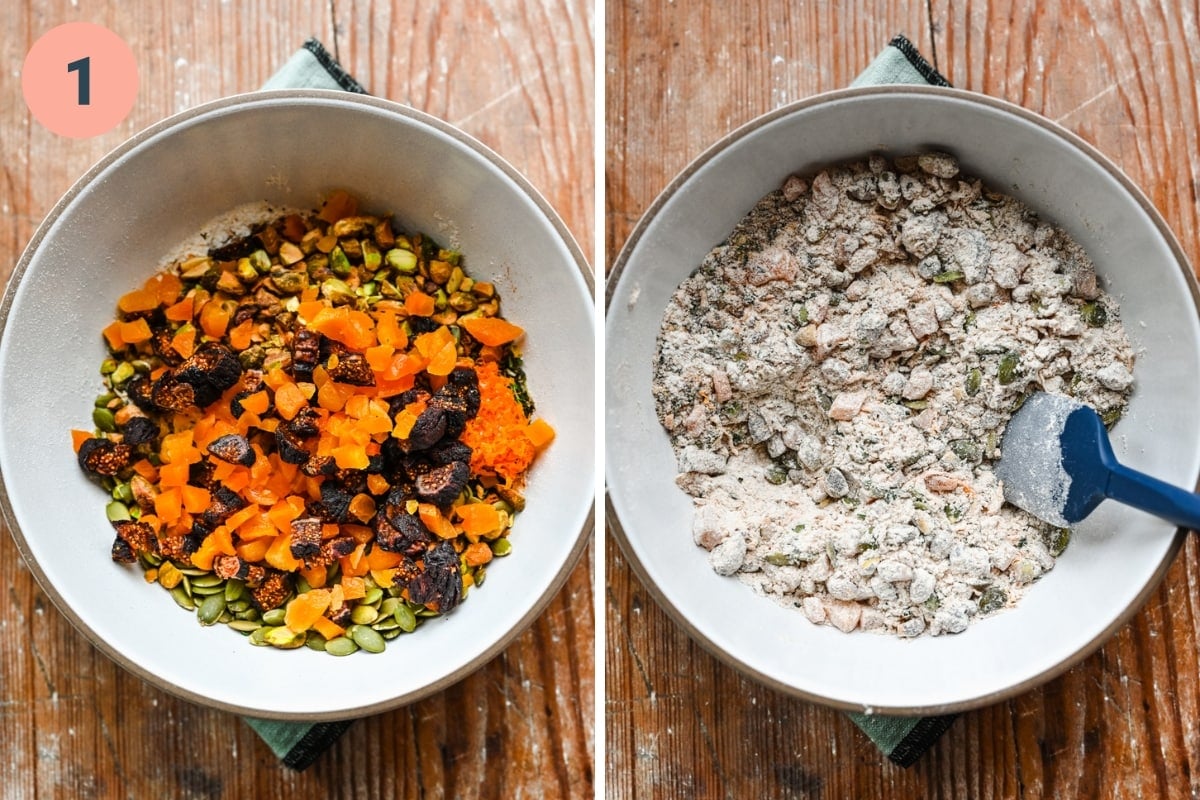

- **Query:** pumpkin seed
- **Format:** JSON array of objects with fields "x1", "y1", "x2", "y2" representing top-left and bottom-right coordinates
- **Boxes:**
[
  {"x1": 371, "y1": 618, "x2": 402, "y2": 632},
  {"x1": 380, "y1": 628, "x2": 403, "y2": 640},
  {"x1": 235, "y1": 608, "x2": 261, "y2": 621},
  {"x1": 363, "y1": 587, "x2": 384, "y2": 606},
  {"x1": 977, "y1": 586, "x2": 1007, "y2": 614},
  {"x1": 490, "y1": 538, "x2": 513, "y2": 557},
  {"x1": 1081, "y1": 301, "x2": 1108, "y2": 327},
  {"x1": 997, "y1": 352, "x2": 1020, "y2": 385},
  {"x1": 324, "y1": 637, "x2": 359, "y2": 657},
  {"x1": 249, "y1": 627, "x2": 271, "y2": 646},
  {"x1": 225, "y1": 580, "x2": 246, "y2": 602},
  {"x1": 350, "y1": 605, "x2": 379, "y2": 625},
  {"x1": 177, "y1": 566, "x2": 209, "y2": 576},
  {"x1": 112, "y1": 482, "x2": 134, "y2": 504},
  {"x1": 217, "y1": 611, "x2": 234, "y2": 624},
  {"x1": 189, "y1": 574, "x2": 224, "y2": 589},
  {"x1": 965, "y1": 367, "x2": 982, "y2": 396},
  {"x1": 105, "y1": 500, "x2": 131, "y2": 522},
  {"x1": 305, "y1": 633, "x2": 327, "y2": 652},
  {"x1": 265, "y1": 626, "x2": 305, "y2": 649},
  {"x1": 474, "y1": 567, "x2": 487, "y2": 587},
  {"x1": 92, "y1": 407, "x2": 117, "y2": 432},
  {"x1": 228, "y1": 619, "x2": 262, "y2": 633},
  {"x1": 295, "y1": 575, "x2": 312, "y2": 595},
  {"x1": 349, "y1": 624, "x2": 386, "y2": 653},
  {"x1": 197, "y1": 593, "x2": 227, "y2": 625},
  {"x1": 393, "y1": 604, "x2": 418, "y2": 632},
  {"x1": 189, "y1": 583, "x2": 225, "y2": 597},
  {"x1": 170, "y1": 586, "x2": 195, "y2": 611},
  {"x1": 379, "y1": 597, "x2": 401, "y2": 618},
  {"x1": 262, "y1": 608, "x2": 287, "y2": 626},
  {"x1": 226, "y1": 600, "x2": 250, "y2": 614}
]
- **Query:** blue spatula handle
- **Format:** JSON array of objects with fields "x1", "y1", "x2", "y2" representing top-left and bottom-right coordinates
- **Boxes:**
[
  {"x1": 1062, "y1": 405, "x2": 1200, "y2": 530},
  {"x1": 1104, "y1": 463, "x2": 1200, "y2": 532}
]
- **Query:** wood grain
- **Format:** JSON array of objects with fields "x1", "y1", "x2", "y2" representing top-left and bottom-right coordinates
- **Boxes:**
[
  {"x1": 0, "y1": 2, "x2": 593, "y2": 798},
  {"x1": 605, "y1": 1, "x2": 1200, "y2": 797}
]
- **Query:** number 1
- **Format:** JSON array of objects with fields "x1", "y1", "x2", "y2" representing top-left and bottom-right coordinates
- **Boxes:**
[{"x1": 67, "y1": 56, "x2": 90, "y2": 105}]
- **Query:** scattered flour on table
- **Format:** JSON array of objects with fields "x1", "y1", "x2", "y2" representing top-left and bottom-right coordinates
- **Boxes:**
[
  {"x1": 652, "y1": 152, "x2": 1135, "y2": 636},
  {"x1": 157, "y1": 202, "x2": 308, "y2": 266}
]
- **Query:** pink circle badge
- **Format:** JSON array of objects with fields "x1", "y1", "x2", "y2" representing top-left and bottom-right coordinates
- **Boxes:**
[{"x1": 22, "y1": 22, "x2": 139, "y2": 139}]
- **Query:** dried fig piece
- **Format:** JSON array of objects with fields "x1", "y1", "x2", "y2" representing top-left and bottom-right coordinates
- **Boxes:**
[
  {"x1": 407, "y1": 540, "x2": 462, "y2": 612},
  {"x1": 289, "y1": 517, "x2": 323, "y2": 561},
  {"x1": 415, "y1": 460, "x2": 470, "y2": 506},
  {"x1": 78, "y1": 438, "x2": 133, "y2": 477},
  {"x1": 207, "y1": 433, "x2": 255, "y2": 466}
]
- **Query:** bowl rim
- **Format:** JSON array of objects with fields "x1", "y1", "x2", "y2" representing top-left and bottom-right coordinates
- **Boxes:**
[
  {"x1": 604, "y1": 83, "x2": 1199, "y2": 715},
  {"x1": 0, "y1": 88, "x2": 596, "y2": 720}
]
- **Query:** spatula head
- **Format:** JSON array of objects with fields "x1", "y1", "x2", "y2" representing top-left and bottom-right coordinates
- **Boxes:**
[{"x1": 995, "y1": 392, "x2": 1116, "y2": 526}]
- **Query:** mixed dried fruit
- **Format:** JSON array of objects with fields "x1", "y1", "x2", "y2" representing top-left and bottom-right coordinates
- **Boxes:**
[{"x1": 73, "y1": 191, "x2": 554, "y2": 655}]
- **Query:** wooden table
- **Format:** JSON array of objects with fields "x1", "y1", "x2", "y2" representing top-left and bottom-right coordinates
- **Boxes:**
[
  {"x1": 1, "y1": 2, "x2": 593, "y2": 797},
  {"x1": 605, "y1": 2, "x2": 1200, "y2": 797}
]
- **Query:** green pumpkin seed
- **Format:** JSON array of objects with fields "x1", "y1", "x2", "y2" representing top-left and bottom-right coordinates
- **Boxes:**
[
  {"x1": 1042, "y1": 527, "x2": 1071, "y2": 557},
  {"x1": 262, "y1": 608, "x2": 287, "y2": 626},
  {"x1": 112, "y1": 482, "x2": 134, "y2": 504},
  {"x1": 265, "y1": 626, "x2": 305, "y2": 649},
  {"x1": 474, "y1": 567, "x2": 487, "y2": 587},
  {"x1": 217, "y1": 611, "x2": 235, "y2": 624},
  {"x1": 225, "y1": 580, "x2": 246, "y2": 602},
  {"x1": 105, "y1": 500, "x2": 131, "y2": 522},
  {"x1": 325, "y1": 637, "x2": 359, "y2": 657},
  {"x1": 197, "y1": 593, "x2": 227, "y2": 626},
  {"x1": 965, "y1": 367, "x2": 982, "y2": 396},
  {"x1": 170, "y1": 586, "x2": 196, "y2": 611},
  {"x1": 350, "y1": 605, "x2": 379, "y2": 625},
  {"x1": 177, "y1": 566, "x2": 210, "y2": 577},
  {"x1": 228, "y1": 619, "x2": 262, "y2": 633},
  {"x1": 380, "y1": 628, "x2": 403, "y2": 640},
  {"x1": 189, "y1": 583, "x2": 225, "y2": 597},
  {"x1": 189, "y1": 574, "x2": 224, "y2": 589},
  {"x1": 249, "y1": 627, "x2": 271, "y2": 646},
  {"x1": 363, "y1": 587, "x2": 384, "y2": 606},
  {"x1": 110, "y1": 361, "x2": 135, "y2": 385},
  {"x1": 295, "y1": 576, "x2": 312, "y2": 595},
  {"x1": 226, "y1": 600, "x2": 250, "y2": 614},
  {"x1": 393, "y1": 604, "x2": 418, "y2": 632},
  {"x1": 978, "y1": 586, "x2": 1007, "y2": 614},
  {"x1": 305, "y1": 633, "x2": 327, "y2": 652},
  {"x1": 371, "y1": 618, "x2": 402, "y2": 632},
  {"x1": 997, "y1": 352, "x2": 1020, "y2": 385},
  {"x1": 94, "y1": 391, "x2": 117, "y2": 407},
  {"x1": 1081, "y1": 301, "x2": 1108, "y2": 327},
  {"x1": 235, "y1": 608, "x2": 261, "y2": 621},
  {"x1": 490, "y1": 538, "x2": 512, "y2": 557},
  {"x1": 349, "y1": 624, "x2": 386, "y2": 654},
  {"x1": 92, "y1": 407, "x2": 117, "y2": 433},
  {"x1": 379, "y1": 597, "x2": 401, "y2": 618}
]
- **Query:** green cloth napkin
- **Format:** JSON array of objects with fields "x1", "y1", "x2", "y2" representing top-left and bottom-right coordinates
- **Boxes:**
[
  {"x1": 240, "y1": 38, "x2": 364, "y2": 770},
  {"x1": 845, "y1": 33, "x2": 957, "y2": 767}
]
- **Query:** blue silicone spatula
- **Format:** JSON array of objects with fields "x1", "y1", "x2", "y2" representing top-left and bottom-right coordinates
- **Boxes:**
[{"x1": 995, "y1": 391, "x2": 1200, "y2": 530}]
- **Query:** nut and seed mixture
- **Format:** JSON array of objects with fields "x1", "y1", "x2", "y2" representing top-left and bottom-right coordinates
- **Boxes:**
[
  {"x1": 74, "y1": 192, "x2": 553, "y2": 655},
  {"x1": 653, "y1": 153, "x2": 1135, "y2": 636}
]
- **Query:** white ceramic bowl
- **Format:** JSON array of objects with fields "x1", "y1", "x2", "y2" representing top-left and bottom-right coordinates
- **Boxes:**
[
  {"x1": 0, "y1": 90, "x2": 594, "y2": 720},
  {"x1": 606, "y1": 85, "x2": 1200, "y2": 714}
]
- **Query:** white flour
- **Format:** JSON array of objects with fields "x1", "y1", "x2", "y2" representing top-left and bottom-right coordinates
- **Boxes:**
[{"x1": 653, "y1": 153, "x2": 1135, "y2": 636}]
